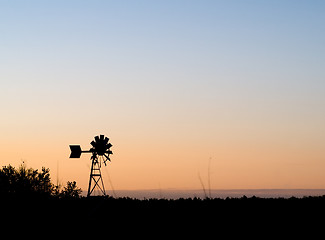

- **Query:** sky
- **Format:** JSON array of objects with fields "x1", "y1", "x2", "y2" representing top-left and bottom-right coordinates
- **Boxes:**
[{"x1": 1, "y1": 0, "x2": 325, "y2": 193}]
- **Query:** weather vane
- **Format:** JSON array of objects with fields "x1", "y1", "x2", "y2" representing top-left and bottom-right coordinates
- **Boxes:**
[{"x1": 69, "y1": 135, "x2": 113, "y2": 197}]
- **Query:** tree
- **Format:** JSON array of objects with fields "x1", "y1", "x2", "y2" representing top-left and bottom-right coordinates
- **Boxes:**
[
  {"x1": 0, "y1": 163, "x2": 82, "y2": 199},
  {"x1": 0, "y1": 163, "x2": 53, "y2": 198}
]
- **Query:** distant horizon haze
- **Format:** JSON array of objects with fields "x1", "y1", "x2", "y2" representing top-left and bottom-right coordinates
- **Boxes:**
[{"x1": 85, "y1": 188, "x2": 325, "y2": 199}]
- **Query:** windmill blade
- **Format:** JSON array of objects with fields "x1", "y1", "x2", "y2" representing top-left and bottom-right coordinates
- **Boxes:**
[
  {"x1": 95, "y1": 135, "x2": 100, "y2": 142},
  {"x1": 90, "y1": 140, "x2": 96, "y2": 147},
  {"x1": 103, "y1": 137, "x2": 109, "y2": 145},
  {"x1": 100, "y1": 135, "x2": 104, "y2": 141},
  {"x1": 104, "y1": 154, "x2": 111, "y2": 162}
]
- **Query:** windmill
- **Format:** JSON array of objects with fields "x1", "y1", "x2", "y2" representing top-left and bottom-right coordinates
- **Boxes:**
[{"x1": 69, "y1": 135, "x2": 113, "y2": 197}]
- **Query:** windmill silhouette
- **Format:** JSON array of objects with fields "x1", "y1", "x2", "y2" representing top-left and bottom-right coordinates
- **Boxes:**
[{"x1": 69, "y1": 135, "x2": 113, "y2": 197}]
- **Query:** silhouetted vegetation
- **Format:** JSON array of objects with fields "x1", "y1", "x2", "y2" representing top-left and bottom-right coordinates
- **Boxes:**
[
  {"x1": 0, "y1": 163, "x2": 81, "y2": 199},
  {"x1": 1, "y1": 163, "x2": 325, "y2": 234}
]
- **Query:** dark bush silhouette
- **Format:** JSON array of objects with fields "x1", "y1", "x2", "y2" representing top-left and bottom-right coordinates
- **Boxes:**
[
  {"x1": 0, "y1": 163, "x2": 81, "y2": 199},
  {"x1": 59, "y1": 181, "x2": 82, "y2": 199},
  {"x1": 0, "y1": 163, "x2": 52, "y2": 198}
]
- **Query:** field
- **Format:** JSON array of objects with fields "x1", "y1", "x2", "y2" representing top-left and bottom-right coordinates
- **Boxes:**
[
  {"x1": 1, "y1": 195, "x2": 324, "y2": 239},
  {"x1": 3, "y1": 195, "x2": 325, "y2": 229}
]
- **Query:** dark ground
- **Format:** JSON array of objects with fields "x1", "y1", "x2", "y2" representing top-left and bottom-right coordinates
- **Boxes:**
[{"x1": 2, "y1": 195, "x2": 325, "y2": 236}]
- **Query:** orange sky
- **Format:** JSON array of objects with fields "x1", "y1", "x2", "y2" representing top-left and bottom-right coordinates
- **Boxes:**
[{"x1": 1, "y1": 115, "x2": 324, "y2": 192}]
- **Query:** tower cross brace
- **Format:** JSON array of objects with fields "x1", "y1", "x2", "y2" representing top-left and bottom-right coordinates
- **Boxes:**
[{"x1": 87, "y1": 154, "x2": 106, "y2": 197}]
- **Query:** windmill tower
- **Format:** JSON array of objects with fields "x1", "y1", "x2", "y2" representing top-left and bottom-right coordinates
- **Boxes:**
[{"x1": 69, "y1": 135, "x2": 113, "y2": 197}]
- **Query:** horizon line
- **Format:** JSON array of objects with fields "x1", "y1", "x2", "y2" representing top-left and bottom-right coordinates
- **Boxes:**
[{"x1": 82, "y1": 188, "x2": 325, "y2": 198}]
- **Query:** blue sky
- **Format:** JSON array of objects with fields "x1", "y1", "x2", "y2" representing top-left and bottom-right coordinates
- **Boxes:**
[{"x1": 2, "y1": 1, "x2": 324, "y2": 99}]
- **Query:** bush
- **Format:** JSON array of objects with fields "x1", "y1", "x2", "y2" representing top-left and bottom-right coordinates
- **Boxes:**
[{"x1": 59, "y1": 181, "x2": 82, "y2": 199}]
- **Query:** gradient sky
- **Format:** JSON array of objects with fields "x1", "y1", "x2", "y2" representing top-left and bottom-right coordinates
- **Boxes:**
[{"x1": 1, "y1": 0, "x2": 325, "y2": 192}]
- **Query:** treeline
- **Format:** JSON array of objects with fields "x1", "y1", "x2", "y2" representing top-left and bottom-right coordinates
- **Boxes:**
[{"x1": 0, "y1": 163, "x2": 81, "y2": 199}]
